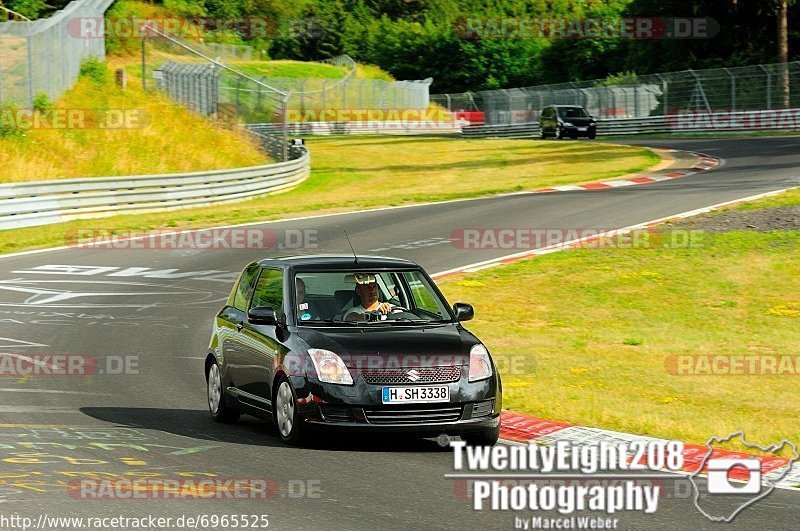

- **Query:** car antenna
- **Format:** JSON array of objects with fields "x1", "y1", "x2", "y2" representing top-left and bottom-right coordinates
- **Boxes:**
[{"x1": 344, "y1": 230, "x2": 359, "y2": 264}]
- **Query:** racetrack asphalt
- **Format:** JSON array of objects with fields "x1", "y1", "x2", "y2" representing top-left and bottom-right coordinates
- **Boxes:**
[{"x1": 0, "y1": 137, "x2": 798, "y2": 530}]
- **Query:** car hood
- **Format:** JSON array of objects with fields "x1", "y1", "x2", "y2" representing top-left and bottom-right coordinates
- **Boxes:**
[{"x1": 294, "y1": 324, "x2": 472, "y2": 368}]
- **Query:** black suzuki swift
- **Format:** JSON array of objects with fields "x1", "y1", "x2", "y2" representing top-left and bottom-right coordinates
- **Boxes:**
[{"x1": 205, "y1": 255, "x2": 501, "y2": 446}]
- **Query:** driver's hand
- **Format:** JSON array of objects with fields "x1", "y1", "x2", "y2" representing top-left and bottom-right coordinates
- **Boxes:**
[{"x1": 377, "y1": 302, "x2": 392, "y2": 314}]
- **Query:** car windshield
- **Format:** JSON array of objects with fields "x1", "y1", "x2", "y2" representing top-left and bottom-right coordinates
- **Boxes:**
[
  {"x1": 293, "y1": 270, "x2": 452, "y2": 325},
  {"x1": 558, "y1": 107, "x2": 589, "y2": 118}
]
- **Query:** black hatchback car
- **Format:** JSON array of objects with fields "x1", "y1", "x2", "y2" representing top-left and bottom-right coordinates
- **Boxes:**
[
  {"x1": 205, "y1": 255, "x2": 502, "y2": 446},
  {"x1": 539, "y1": 105, "x2": 597, "y2": 139}
]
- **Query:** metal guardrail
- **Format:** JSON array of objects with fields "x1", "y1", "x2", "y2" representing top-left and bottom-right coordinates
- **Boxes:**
[
  {"x1": 0, "y1": 149, "x2": 310, "y2": 230},
  {"x1": 250, "y1": 120, "x2": 464, "y2": 136},
  {"x1": 462, "y1": 109, "x2": 800, "y2": 138}
]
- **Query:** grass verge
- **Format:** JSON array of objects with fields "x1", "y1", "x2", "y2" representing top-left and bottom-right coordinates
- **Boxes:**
[
  {"x1": 438, "y1": 211, "x2": 800, "y2": 448},
  {"x1": 0, "y1": 137, "x2": 658, "y2": 254}
]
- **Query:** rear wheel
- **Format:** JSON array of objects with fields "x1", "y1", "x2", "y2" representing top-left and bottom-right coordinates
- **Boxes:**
[
  {"x1": 588, "y1": 132, "x2": 596, "y2": 139},
  {"x1": 207, "y1": 362, "x2": 239, "y2": 423},
  {"x1": 463, "y1": 426, "x2": 500, "y2": 446},
  {"x1": 274, "y1": 377, "x2": 306, "y2": 445}
]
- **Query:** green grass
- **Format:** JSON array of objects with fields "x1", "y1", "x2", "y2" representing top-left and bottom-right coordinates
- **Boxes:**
[
  {"x1": 732, "y1": 186, "x2": 800, "y2": 209},
  {"x1": 234, "y1": 61, "x2": 349, "y2": 79},
  {"x1": 0, "y1": 137, "x2": 658, "y2": 254},
  {"x1": 438, "y1": 223, "x2": 800, "y2": 448}
]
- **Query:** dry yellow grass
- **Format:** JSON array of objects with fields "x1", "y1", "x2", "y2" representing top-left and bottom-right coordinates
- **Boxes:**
[{"x1": 0, "y1": 60, "x2": 268, "y2": 183}]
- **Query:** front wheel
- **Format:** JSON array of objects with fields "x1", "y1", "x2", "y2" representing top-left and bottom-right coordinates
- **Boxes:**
[
  {"x1": 207, "y1": 362, "x2": 240, "y2": 423},
  {"x1": 463, "y1": 426, "x2": 500, "y2": 447},
  {"x1": 588, "y1": 132, "x2": 597, "y2": 139},
  {"x1": 274, "y1": 377, "x2": 306, "y2": 445}
]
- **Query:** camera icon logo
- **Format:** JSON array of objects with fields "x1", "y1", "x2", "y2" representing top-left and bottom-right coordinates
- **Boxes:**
[
  {"x1": 689, "y1": 430, "x2": 800, "y2": 522},
  {"x1": 706, "y1": 458, "x2": 761, "y2": 494}
]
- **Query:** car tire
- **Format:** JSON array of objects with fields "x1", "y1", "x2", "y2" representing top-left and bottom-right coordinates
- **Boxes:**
[
  {"x1": 273, "y1": 377, "x2": 306, "y2": 446},
  {"x1": 207, "y1": 361, "x2": 240, "y2": 423},
  {"x1": 569, "y1": 134, "x2": 578, "y2": 140},
  {"x1": 463, "y1": 426, "x2": 500, "y2": 447},
  {"x1": 588, "y1": 132, "x2": 596, "y2": 139}
]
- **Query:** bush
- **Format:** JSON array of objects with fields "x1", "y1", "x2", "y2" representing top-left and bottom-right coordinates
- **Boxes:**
[
  {"x1": 32, "y1": 93, "x2": 54, "y2": 115},
  {"x1": 79, "y1": 56, "x2": 110, "y2": 84},
  {"x1": 0, "y1": 104, "x2": 25, "y2": 139}
]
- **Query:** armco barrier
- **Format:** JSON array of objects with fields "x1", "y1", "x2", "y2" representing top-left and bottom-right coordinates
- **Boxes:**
[
  {"x1": 462, "y1": 109, "x2": 800, "y2": 138},
  {"x1": 249, "y1": 120, "x2": 465, "y2": 136},
  {"x1": 0, "y1": 150, "x2": 310, "y2": 230}
]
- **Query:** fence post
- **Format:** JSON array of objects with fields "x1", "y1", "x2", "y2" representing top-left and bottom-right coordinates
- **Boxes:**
[
  {"x1": 25, "y1": 33, "x2": 33, "y2": 106},
  {"x1": 140, "y1": 27, "x2": 147, "y2": 91},
  {"x1": 282, "y1": 99, "x2": 288, "y2": 162},
  {"x1": 759, "y1": 64, "x2": 771, "y2": 110},
  {"x1": 655, "y1": 74, "x2": 667, "y2": 115},
  {"x1": 723, "y1": 68, "x2": 735, "y2": 111}
]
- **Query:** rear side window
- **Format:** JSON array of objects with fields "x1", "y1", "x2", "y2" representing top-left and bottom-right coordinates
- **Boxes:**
[
  {"x1": 251, "y1": 268, "x2": 284, "y2": 317},
  {"x1": 233, "y1": 263, "x2": 260, "y2": 312}
]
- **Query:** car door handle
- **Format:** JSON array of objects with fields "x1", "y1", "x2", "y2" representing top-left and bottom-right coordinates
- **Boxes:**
[{"x1": 235, "y1": 322, "x2": 244, "y2": 332}]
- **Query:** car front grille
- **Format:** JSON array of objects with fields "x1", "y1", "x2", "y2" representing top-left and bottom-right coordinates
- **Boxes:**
[
  {"x1": 359, "y1": 366, "x2": 461, "y2": 385},
  {"x1": 363, "y1": 405, "x2": 463, "y2": 425}
]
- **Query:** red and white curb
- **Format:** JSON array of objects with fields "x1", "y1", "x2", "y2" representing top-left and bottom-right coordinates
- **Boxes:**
[
  {"x1": 499, "y1": 411, "x2": 800, "y2": 491},
  {"x1": 532, "y1": 150, "x2": 720, "y2": 194}
]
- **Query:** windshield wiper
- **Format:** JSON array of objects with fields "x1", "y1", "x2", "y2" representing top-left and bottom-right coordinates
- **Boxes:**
[{"x1": 304, "y1": 319, "x2": 361, "y2": 326}]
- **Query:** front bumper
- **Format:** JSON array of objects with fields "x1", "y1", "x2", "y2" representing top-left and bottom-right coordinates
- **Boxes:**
[
  {"x1": 562, "y1": 125, "x2": 596, "y2": 136},
  {"x1": 289, "y1": 373, "x2": 501, "y2": 434}
]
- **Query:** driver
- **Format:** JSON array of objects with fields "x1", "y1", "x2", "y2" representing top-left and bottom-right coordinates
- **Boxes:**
[{"x1": 343, "y1": 274, "x2": 393, "y2": 321}]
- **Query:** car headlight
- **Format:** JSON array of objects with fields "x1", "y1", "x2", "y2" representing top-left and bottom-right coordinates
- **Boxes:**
[
  {"x1": 589, "y1": 121, "x2": 596, "y2": 126},
  {"x1": 562, "y1": 122, "x2": 573, "y2": 127},
  {"x1": 469, "y1": 344, "x2": 493, "y2": 382},
  {"x1": 308, "y1": 349, "x2": 353, "y2": 385}
]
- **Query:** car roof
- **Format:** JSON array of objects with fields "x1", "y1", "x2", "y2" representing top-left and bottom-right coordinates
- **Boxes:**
[
  {"x1": 547, "y1": 104, "x2": 586, "y2": 108},
  {"x1": 256, "y1": 254, "x2": 419, "y2": 270}
]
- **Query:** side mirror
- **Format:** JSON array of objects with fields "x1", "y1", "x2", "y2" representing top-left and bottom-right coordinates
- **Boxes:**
[
  {"x1": 453, "y1": 303, "x2": 474, "y2": 322},
  {"x1": 248, "y1": 306, "x2": 278, "y2": 325}
]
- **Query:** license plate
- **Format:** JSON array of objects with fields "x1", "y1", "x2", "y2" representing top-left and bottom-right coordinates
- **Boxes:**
[
  {"x1": 382, "y1": 386, "x2": 450, "y2": 404},
  {"x1": 578, "y1": 127, "x2": 588, "y2": 132}
]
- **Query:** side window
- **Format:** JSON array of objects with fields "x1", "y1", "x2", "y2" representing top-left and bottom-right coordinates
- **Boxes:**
[
  {"x1": 251, "y1": 268, "x2": 284, "y2": 316},
  {"x1": 233, "y1": 263, "x2": 260, "y2": 312}
]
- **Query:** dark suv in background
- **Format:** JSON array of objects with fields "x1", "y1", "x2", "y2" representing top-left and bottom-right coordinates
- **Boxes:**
[{"x1": 539, "y1": 105, "x2": 597, "y2": 139}]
